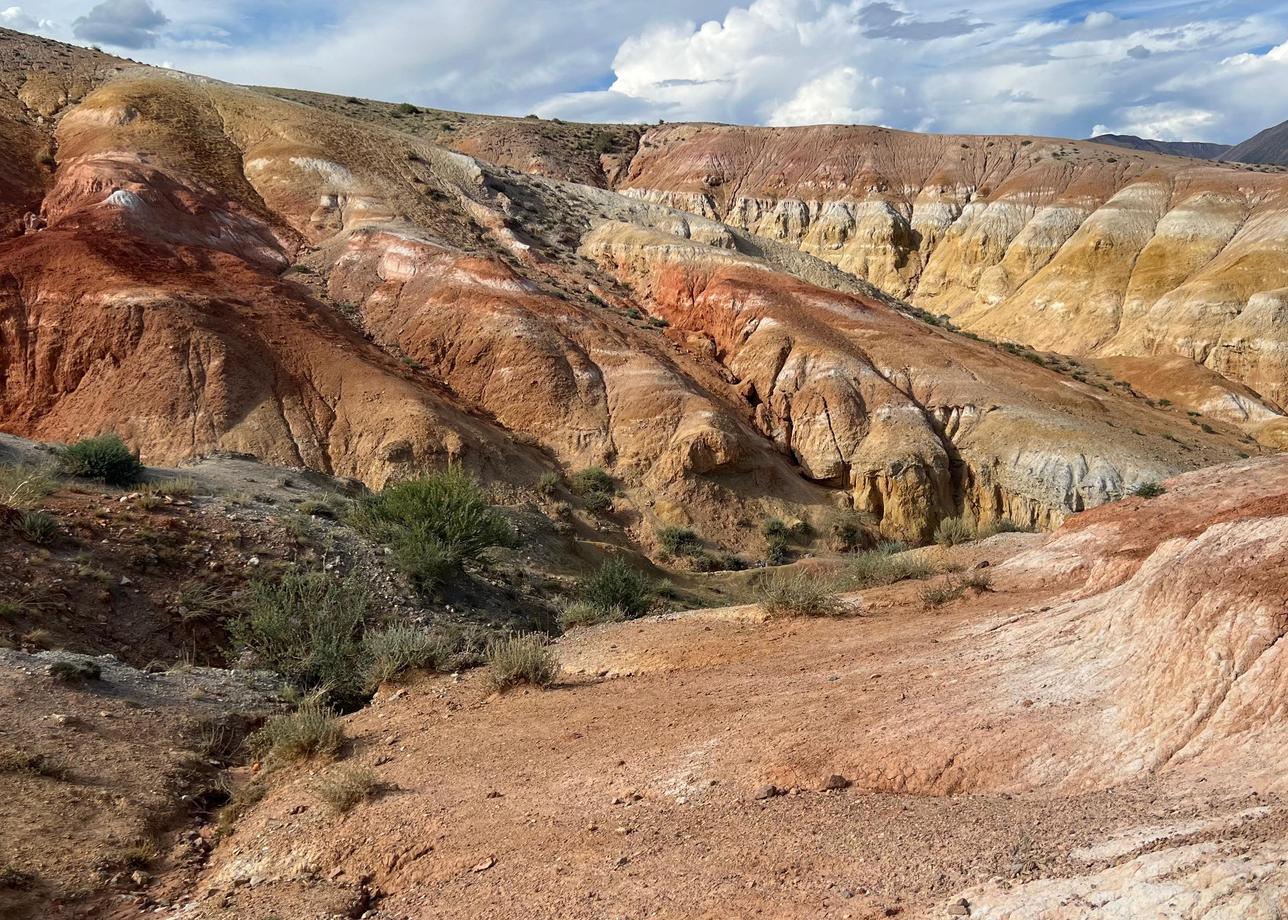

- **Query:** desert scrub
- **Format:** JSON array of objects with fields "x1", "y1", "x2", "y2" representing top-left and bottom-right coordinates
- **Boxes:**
[
  {"x1": 656, "y1": 526, "x2": 703, "y2": 558},
  {"x1": 558, "y1": 600, "x2": 627, "y2": 631},
  {"x1": 843, "y1": 548, "x2": 933, "y2": 589},
  {"x1": 361, "y1": 622, "x2": 490, "y2": 688},
  {"x1": 56, "y1": 433, "x2": 143, "y2": 486},
  {"x1": 486, "y1": 634, "x2": 559, "y2": 691},
  {"x1": 0, "y1": 748, "x2": 71, "y2": 780},
  {"x1": 827, "y1": 511, "x2": 873, "y2": 553},
  {"x1": 920, "y1": 571, "x2": 992, "y2": 608},
  {"x1": 536, "y1": 472, "x2": 560, "y2": 497},
  {"x1": 978, "y1": 517, "x2": 1035, "y2": 536},
  {"x1": 348, "y1": 469, "x2": 515, "y2": 595},
  {"x1": 17, "y1": 510, "x2": 56, "y2": 545},
  {"x1": 250, "y1": 697, "x2": 344, "y2": 765},
  {"x1": 579, "y1": 558, "x2": 652, "y2": 617},
  {"x1": 933, "y1": 516, "x2": 976, "y2": 546},
  {"x1": 314, "y1": 764, "x2": 383, "y2": 814},
  {"x1": 758, "y1": 574, "x2": 846, "y2": 618},
  {"x1": 144, "y1": 476, "x2": 197, "y2": 498},
  {"x1": 1130, "y1": 481, "x2": 1166, "y2": 499},
  {"x1": 229, "y1": 570, "x2": 369, "y2": 705},
  {"x1": 569, "y1": 466, "x2": 615, "y2": 511},
  {"x1": 0, "y1": 464, "x2": 58, "y2": 510}
]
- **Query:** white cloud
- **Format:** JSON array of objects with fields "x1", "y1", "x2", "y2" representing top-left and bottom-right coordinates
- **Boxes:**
[
  {"x1": 72, "y1": 0, "x2": 168, "y2": 49},
  {"x1": 4, "y1": 1, "x2": 1286, "y2": 144},
  {"x1": 1, "y1": 5, "x2": 55, "y2": 30}
]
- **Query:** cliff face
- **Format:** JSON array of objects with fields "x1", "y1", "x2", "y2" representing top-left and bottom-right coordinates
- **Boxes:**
[{"x1": 617, "y1": 124, "x2": 1288, "y2": 422}]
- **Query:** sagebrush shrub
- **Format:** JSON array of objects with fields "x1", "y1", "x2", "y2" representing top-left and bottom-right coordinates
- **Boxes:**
[
  {"x1": 933, "y1": 516, "x2": 976, "y2": 547},
  {"x1": 250, "y1": 697, "x2": 344, "y2": 764},
  {"x1": 844, "y1": 548, "x2": 932, "y2": 589},
  {"x1": 314, "y1": 765, "x2": 381, "y2": 813},
  {"x1": 230, "y1": 571, "x2": 369, "y2": 705},
  {"x1": 57, "y1": 434, "x2": 142, "y2": 486},
  {"x1": 657, "y1": 526, "x2": 703, "y2": 557},
  {"x1": 758, "y1": 574, "x2": 846, "y2": 618},
  {"x1": 486, "y1": 634, "x2": 559, "y2": 691}
]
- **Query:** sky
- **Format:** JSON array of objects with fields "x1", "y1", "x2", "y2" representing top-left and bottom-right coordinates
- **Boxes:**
[{"x1": 4, "y1": 0, "x2": 1287, "y2": 143}]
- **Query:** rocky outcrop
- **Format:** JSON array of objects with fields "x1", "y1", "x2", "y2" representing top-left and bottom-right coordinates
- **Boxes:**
[
  {"x1": 581, "y1": 221, "x2": 1229, "y2": 540},
  {"x1": 618, "y1": 124, "x2": 1288, "y2": 418}
]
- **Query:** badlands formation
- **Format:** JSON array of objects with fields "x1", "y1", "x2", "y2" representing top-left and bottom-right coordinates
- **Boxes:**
[{"x1": 0, "y1": 25, "x2": 1287, "y2": 920}]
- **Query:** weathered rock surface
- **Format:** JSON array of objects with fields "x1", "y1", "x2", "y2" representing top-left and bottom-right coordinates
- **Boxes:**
[{"x1": 617, "y1": 124, "x2": 1288, "y2": 422}]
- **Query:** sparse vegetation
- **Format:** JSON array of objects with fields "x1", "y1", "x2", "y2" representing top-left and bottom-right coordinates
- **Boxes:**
[
  {"x1": 250, "y1": 696, "x2": 345, "y2": 765},
  {"x1": 16, "y1": 510, "x2": 56, "y2": 544},
  {"x1": 144, "y1": 476, "x2": 197, "y2": 498},
  {"x1": 921, "y1": 570, "x2": 993, "y2": 608},
  {"x1": 536, "y1": 472, "x2": 560, "y2": 496},
  {"x1": 0, "y1": 747, "x2": 71, "y2": 780},
  {"x1": 486, "y1": 634, "x2": 559, "y2": 691},
  {"x1": 558, "y1": 600, "x2": 626, "y2": 630},
  {"x1": 395, "y1": 102, "x2": 420, "y2": 115},
  {"x1": 826, "y1": 511, "x2": 872, "y2": 553},
  {"x1": 57, "y1": 433, "x2": 143, "y2": 485},
  {"x1": 361, "y1": 622, "x2": 490, "y2": 688},
  {"x1": 657, "y1": 526, "x2": 703, "y2": 557},
  {"x1": 0, "y1": 464, "x2": 58, "y2": 510},
  {"x1": 229, "y1": 570, "x2": 369, "y2": 705},
  {"x1": 569, "y1": 467, "x2": 615, "y2": 511},
  {"x1": 578, "y1": 558, "x2": 652, "y2": 618},
  {"x1": 1131, "y1": 481, "x2": 1167, "y2": 499},
  {"x1": 349, "y1": 469, "x2": 515, "y2": 595},
  {"x1": 933, "y1": 516, "x2": 976, "y2": 546},
  {"x1": 47, "y1": 658, "x2": 101, "y2": 682},
  {"x1": 978, "y1": 517, "x2": 1036, "y2": 537},
  {"x1": 314, "y1": 765, "x2": 382, "y2": 814},
  {"x1": 843, "y1": 547, "x2": 933, "y2": 589},
  {"x1": 758, "y1": 573, "x2": 846, "y2": 618}
]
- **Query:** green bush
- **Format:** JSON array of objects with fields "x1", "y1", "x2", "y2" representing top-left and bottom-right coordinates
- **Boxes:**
[
  {"x1": 827, "y1": 511, "x2": 872, "y2": 553},
  {"x1": 536, "y1": 472, "x2": 560, "y2": 496},
  {"x1": 579, "y1": 558, "x2": 652, "y2": 617},
  {"x1": 758, "y1": 574, "x2": 845, "y2": 618},
  {"x1": 250, "y1": 697, "x2": 344, "y2": 764},
  {"x1": 486, "y1": 634, "x2": 559, "y2": 691},
  {"x1": 229, "y1": 571, "x2": 369, "y2": 705},
  {"x1": 17, "y1": 510, "x2": 56, "y2": 545},
  {"x1": 933, "y1": 516, "x2": 976, "y2": 546},
  {"x1": 569, "y1": 467, "x2": 615, "y2": 511},
  {"x1": 979, "y1": 517, "x2": 1035, "y2": 536},
  {"x1": 57, "y1": 434, "x2": 142, "y2": 486},
  {"x1": 657, "y1": 526, "x2": 703, "y2": 557},
  {"x1": 1131, "y1": 481, "x2": 1166, "y2": 499},
  {"x1": 349, "y1": 469, "x2": 514, "y2": 594},
  {"x1": 765, "y1": 532, "x2": 790, "y2": 566}
]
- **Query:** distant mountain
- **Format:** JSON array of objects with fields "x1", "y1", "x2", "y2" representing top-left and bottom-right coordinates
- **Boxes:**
[
  {"x1": 1087, "y1": 133, "x2": 1230, "y2": 160},
  {"x1": 1227, "y1": 119, "x2": 1288, "y2": 166}
]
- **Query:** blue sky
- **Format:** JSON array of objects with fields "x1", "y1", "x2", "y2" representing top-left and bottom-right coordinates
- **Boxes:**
[{"x1": 4, "y1": 0, "x2": 1287, "y2": 142}]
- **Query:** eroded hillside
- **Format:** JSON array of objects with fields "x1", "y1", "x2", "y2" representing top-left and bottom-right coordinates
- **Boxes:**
[{"x1": 0, "y1": 28, "x2": 1257, "y2": 552}]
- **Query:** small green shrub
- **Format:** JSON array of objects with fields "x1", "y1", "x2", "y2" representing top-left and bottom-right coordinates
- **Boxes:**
[
  {"x1": 0, "y1": 464, "x2": 58, "y2": 510},
  {"x1": 229, "y1": 571, "x2": 368, "y2": 704},
  {"x1": 395, "y1": 102, "x2": 420, "y2": 115},
  {"x1": 657, "y1": 526, "x2": 703, "y2": 557},
  {"x1": 48, "y1": 658, "x2": 101, "y2": 682},
  {"x1": 579, "y1": 558, "x2": 652, "y2": 617},
  {"x1": 933, "y1": 516, "x2": 976, "y2": 546},
  {"x1": 57, "y1": 434, "x2": 143, "y2": 486},
  {"x1": 558, "y1": 600, "x2": 626, "y2": 631},
  {"x1": 920, "y1": 581, "x2": 961, "y2": 608},
  {"x1": 536, "y1": 472, "x2": 560, "y2": 496},
  {"x1": 250, "y1": 697, "x2": 344, "y2": 764},
  {"x1": 349, "y1": 469, "x2": 515, "y2": 595},
  {"x1": 761, "y1": 518, "x2": 789, "y2": 539},
  {"x1": 765, "y1": 532, "x2": 790, "y2": 565},
  {"x1": 314, "y1": 765, "x2": 382, "y2": 813},
  {"x1": 145, "y1": 477, "x2": 197, "y2": 498},
  {"x1": 17, "y1": 510, "x2": 56, "y2": 545},
  {"x1": 827, "y1": 511, "x2": 872, "y2": 553},
  {"x1": 1131, "y1": 481, "x2": 1166, "y2": 499},
  {"x1": 759, "y1": 574, "x2": 846, "y2": 618},
  {"x1": 569, "y1": 467, "x2": 615, "y2": 511},
  {"x1": 486, "y1": 634, "x2": 559, "y2": 691}
]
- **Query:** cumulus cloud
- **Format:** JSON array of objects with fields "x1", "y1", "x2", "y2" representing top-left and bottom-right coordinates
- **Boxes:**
[
  {"x1": 9, "y1": 0, "x2": 1288, "y2": 144},
  {"x1": 2, "y1": 5, "x2": 55, "y2": 30},
  {"x1": 72, "y1": 0, "x2": 168, "y2": 49}
]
